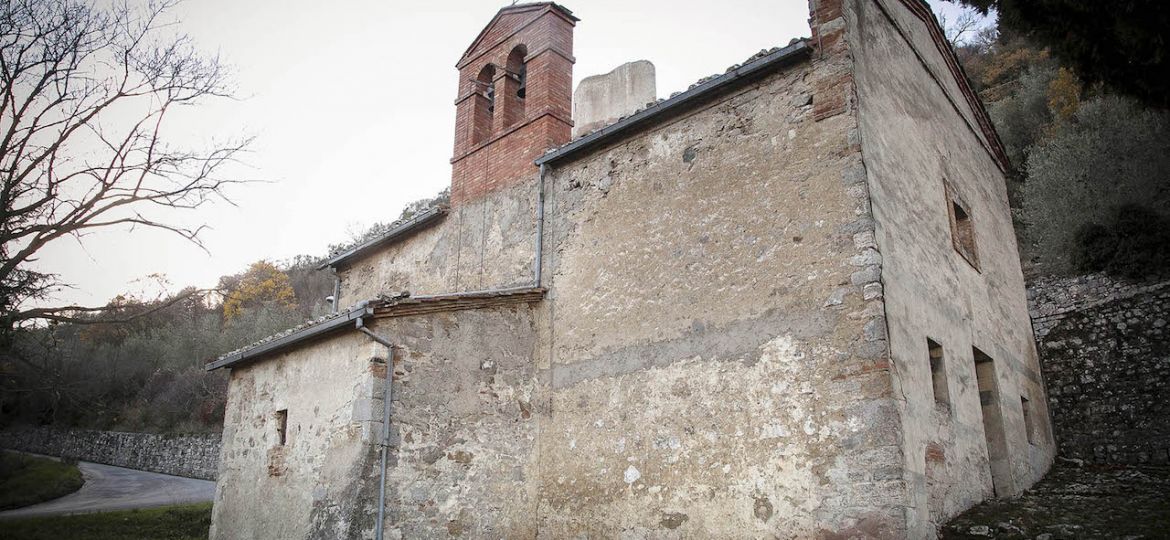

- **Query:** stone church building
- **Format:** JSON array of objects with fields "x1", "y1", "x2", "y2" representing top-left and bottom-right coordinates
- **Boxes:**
[{"x1": 208, "y1": 0, "x2": 1054, "y2": 537}]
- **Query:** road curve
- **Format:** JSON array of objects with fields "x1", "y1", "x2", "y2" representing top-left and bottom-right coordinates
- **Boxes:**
[{"x1": 0, "y1": 459, "x2": 215, "y2": 518}]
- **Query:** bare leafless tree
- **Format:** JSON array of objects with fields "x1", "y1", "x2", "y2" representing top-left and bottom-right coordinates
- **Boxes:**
[
  {"x1": 0, "y1": 0, "x2": 249, "y2": 330},
  {"x1": 939, "y1": 7, "x2": 985, "y2": 49}
]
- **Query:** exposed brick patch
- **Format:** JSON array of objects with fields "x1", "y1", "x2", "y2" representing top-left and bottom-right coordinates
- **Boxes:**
[
  {"x1": 813, "y1": 70, "x2": 853, "y2": 121},
  {"x1": 267, "y1": 446, "x2": 287, "y2": 477},
  {"x1": 809, "y1": 0, "x2": 844, "y2": 44},
  {"x1": 808, "y1": 0, "x2": 854, "y2": 122},
  {"x1": 818, "y1": 24, "x2": 847, "y2": 53},
  {"x1": 926, "y1": 441, "x2": 946, "y2": 463},
  {"x1": 813, "y1": 0, "x2": 842, "y2": 23},
  {"x1": 369, "y1": 360, "x2": 387, "y2": 379}
]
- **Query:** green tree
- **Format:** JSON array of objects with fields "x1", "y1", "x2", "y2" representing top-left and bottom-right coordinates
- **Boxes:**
[
  {"x1": 987, "y1": 63, "x2": 1056, "y2": 166},
  {"x1": 1021, "y1": 95, "x2": 1170, "y2": 274},
  {"x1": 1073, "y1": 206, "x2": 1170, "y2": 278}
]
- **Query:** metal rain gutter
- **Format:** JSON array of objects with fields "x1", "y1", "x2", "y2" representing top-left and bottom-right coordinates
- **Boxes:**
[
  {"x1": 535, "y1": 40, "x2": 811, "y2": 167},
  {"x1": 534, "y1": 163, "x2": 547, "y2": 286},
  {"x1": 330, "y1": 272, "x2": 341, "y2": 315},
  {"x1": 316, "y1": 206, "x2": 446, "y2": 271}
]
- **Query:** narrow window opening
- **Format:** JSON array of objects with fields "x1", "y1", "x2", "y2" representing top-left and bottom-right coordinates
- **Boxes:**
[
  {"x1": 928, "y1": 338, "x2": 950, "y2": 408},
  {"x1": 1021, "y1": 396, "x2": 1036, "y2": 445},
  {"x1": 953, "y1": 203, "x2": 973, "y2": 245},
  {"x1": 945, "y1": 182, "x2": 979, "y2": 269},
  {"x1": 973, "y1": 348, "x2": 995, "y2": 408},
  {"x1": 275, "y1": 409, "x2": 288, "y2": 446}
]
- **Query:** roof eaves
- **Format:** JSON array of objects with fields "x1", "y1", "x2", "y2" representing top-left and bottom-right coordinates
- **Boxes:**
[
  {"x1": 318, "y1": 206, "x2": 446, "y2": 271},
  {"x1": 372, "y1": 286, "x2": 546, "y2": 318},
  {"x1": 206, "y1": 304, "x2": 372, "y2": 371},
  {"x1": 547, "y1": 2, "x2": 578, "y2": 22},
  {"x1": 535, "y1": 39, "x2": 812, "y2": 167},
  {"x1": 207, "y1": 287, "x2": 548, "y2": 371}
]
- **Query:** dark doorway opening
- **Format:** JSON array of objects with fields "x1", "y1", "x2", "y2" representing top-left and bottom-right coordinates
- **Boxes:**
[{"x1": 973, "y1": 347, "x2": 1012, "y2": 496}]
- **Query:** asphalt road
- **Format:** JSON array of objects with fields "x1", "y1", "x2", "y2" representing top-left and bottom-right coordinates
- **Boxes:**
[{"x1": 0, "y1": 459, "x2": 215, "y2": 518}]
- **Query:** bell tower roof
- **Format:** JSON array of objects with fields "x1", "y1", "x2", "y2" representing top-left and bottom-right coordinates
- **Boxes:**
[{"x1": 457, "y1": 3, "x2": 578, "y2": 69}]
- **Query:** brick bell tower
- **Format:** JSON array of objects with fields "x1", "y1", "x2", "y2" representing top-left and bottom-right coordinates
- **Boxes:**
[{"x1": 450, "y1": 3, "x2": 577, "y2": 207}]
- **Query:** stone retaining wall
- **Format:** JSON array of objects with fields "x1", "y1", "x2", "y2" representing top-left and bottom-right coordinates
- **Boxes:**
[
  {"x1": 0, "y1": 428, "x2": 221, "y2": 480},
  {"x1": 1028, "y1": 273, "x2": 1170, "y2": 464}
]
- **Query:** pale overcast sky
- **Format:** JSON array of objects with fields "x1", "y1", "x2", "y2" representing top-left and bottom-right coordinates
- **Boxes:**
[{"x1": 35, "y1": 0, "x2": 979, "y2": 307}]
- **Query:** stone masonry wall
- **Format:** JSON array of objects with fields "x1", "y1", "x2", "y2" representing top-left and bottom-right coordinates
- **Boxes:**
[
  {"x1": 1027, "y1": 273, "x2": 1170, "y2": 465},
  {"x1": 378, "y1": 307, "x2": 540, "y2": 538},
  {"x1": 211, "y1": 331, "x2": 382, "y2": 540},
  {"x1": 336, "y1": 178, "x2": 537, "y2": 308},
  {"x1": 850, "y1": 0, "x2": 1055, "y2": 534},
  {"x1": 0, "y1": 427, "x2": 221, "y2": 480},
  {"x1": 534, "y1": 48, "x2": 908, "y2": 537}
]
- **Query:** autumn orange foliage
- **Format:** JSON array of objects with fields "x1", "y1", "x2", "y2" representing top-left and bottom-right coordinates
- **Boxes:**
[{"x1": 222, "y1": 261, "x2": 297, "y2": 321}]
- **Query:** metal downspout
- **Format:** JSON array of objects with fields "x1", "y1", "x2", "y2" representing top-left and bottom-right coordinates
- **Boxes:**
[
  {"x1": 331, "y1": 271, "x2": 342, "y2": 314},
  {"x1": 534, "y1": 163, "x2": 547, "y2": 287},
  {"x1": 356, "y1": 316, "x2": 393, "y2": 540}
]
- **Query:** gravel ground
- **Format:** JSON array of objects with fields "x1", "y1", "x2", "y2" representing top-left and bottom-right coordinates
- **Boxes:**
[{"x1": 942, "y1": 461, "x2": 1170, "y2": 539}]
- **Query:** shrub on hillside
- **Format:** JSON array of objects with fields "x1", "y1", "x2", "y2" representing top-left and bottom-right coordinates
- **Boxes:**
[
  {"x1": 1073, "y1": 205, "x2": 1170, "y2": 278},
  {"x1": 1021, "y1": 95, "x2": 1170, "y2": 274}
]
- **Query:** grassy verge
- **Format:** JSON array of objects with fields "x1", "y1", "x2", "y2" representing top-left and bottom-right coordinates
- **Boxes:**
[
  {"x1": 0, "y1": 502, "x2": 213, "y2": 540},
  {"x1": 0, "y1": 451, "x2": 84, "y2": 510}
]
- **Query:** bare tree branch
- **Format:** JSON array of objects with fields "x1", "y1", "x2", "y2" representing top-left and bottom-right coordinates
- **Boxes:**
[
  {"x1": 939, "y1": 6, "x2": 986, "y2": 49},
  {"x1": 12, "y1": 286, "x2": 215, "y2": 325},
  {"x1": 0, "y1": 0, "x2": 250, "y2": 328}
]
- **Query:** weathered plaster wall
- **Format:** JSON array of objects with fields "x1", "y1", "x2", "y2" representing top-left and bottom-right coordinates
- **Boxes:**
[
  {"x1": 336, "y1": 180, "x2": 537, "y2": 307},
  {"x1": 848, "y1": 0, "x2": 1055, "y2": 535},
  {"x1": 0, "y1": 428, "x2": 220, "y2": 480},
  {"x1": 376, "y1": 307, "x2": 540, "y2": 538},
  {"x1": 869, "y1": 0, "x2": 990, "y2": 153},
  {"x1": 211, "y1": 332, "x2": 385, "y2": 540},
  {"x1": 536, "y1": 55, "x2": 905, "y2": 537},
  {"x1": 1028, "y1": 273, "x2": 1170, "y2": 465}
]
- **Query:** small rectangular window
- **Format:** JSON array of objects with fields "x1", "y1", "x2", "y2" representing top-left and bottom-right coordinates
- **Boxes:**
[
  {"x1": 945, "y1": 182, "x2": 979, "y2": 270},
  {"x1": 1021, "y1": 396, "x2": 1036, "y2": 445},
  {"x1": 928, "y1": 339, "x2": 950, "y2": 408},
  {"x1": 275, "y1": 409, "x2": 288, "y2": 446}
]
